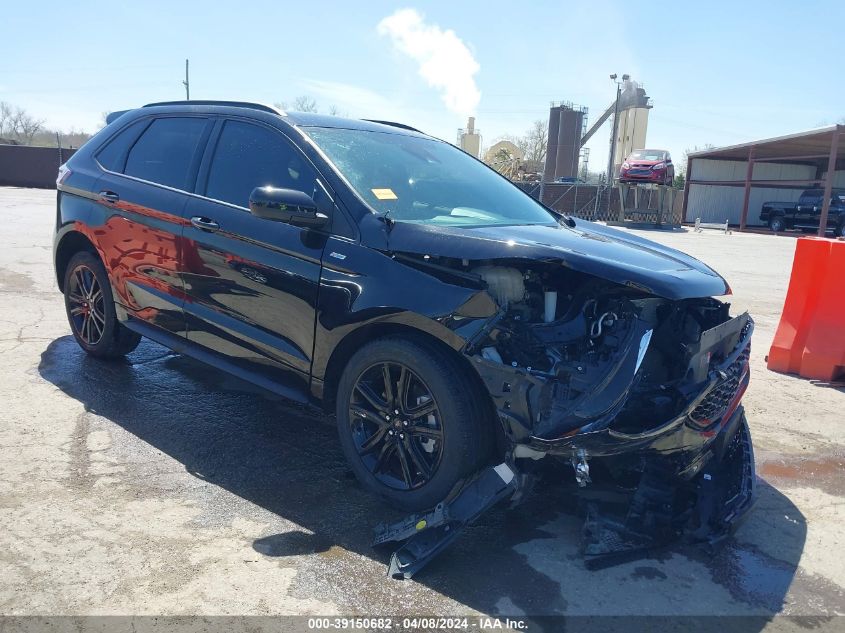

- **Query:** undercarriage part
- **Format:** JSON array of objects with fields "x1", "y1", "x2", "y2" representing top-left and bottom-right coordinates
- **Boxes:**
[
  {"x1": 581, "y1": 410, "x2": 755, "y2": 569},
  {"x1": 571, "y1": 449, "x2": 591, "y2": 487},
  {"x1": 373, "y1": 462, "x2": 520, "y2": 580}
]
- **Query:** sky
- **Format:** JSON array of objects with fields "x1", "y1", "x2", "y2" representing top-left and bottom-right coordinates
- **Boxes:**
[{"x1": 2, "y1": 0, "x2": 844, "y2": 173}]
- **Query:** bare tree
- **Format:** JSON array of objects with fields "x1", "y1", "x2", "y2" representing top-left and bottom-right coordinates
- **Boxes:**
[
  {"x1": 1, "y1": 104, "x2": 45, "y2": 144},
  {"x1": 275, "y1": 97, "x2": 326, "y2": 114},
  {"x1": 679, "y1": 144, "x2": 715, "y2": 176},
  {"x1": 0, "y1": 102, "x2": 14, "y2": 139},
  {"x1": 521, "y1": 119, "x2": 548, "y2": 166},
  {"x1": 14, "y1": 108, "x2": 45, "y2": 144},
  {"x1": 292, "y1": 95, "x2": 318, "y2": 113}
]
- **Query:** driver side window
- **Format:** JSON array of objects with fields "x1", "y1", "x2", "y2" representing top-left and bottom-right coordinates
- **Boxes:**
[{"x1": 205, "y1": 120, "x2": 315, "y2": 208}]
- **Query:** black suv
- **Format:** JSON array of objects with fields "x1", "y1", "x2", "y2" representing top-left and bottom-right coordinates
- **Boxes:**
[{"x1": 55, "y1": 101, "x2": 754, "y2": 572}]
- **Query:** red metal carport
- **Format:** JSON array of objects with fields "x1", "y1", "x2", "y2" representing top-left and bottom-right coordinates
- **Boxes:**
[{"x1": 683, "y1": 124, "x2": 844, "y2": 234}]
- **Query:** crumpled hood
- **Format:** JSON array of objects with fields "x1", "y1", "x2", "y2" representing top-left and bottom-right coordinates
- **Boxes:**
[{"x1": 379, "y1": 218, "x2": 729, "y2": 300}]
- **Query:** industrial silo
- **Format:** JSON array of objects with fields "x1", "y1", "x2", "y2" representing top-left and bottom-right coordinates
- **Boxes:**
[{"x1": 544, "y1": 103, "x2": 587, "y2": 181}]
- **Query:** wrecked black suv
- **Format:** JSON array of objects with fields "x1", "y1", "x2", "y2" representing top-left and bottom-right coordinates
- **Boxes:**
[{"x1": 54, "y1": 101, "x2": 755, "y2": 578}]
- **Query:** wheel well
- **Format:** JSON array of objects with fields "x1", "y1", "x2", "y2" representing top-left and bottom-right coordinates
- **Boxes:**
[
  {"x1": 320, "y1": 323, "x2": 495, "y2": 423},
  {"x1": 55, "y1": 231, "x2": 98, "y2": 291}
]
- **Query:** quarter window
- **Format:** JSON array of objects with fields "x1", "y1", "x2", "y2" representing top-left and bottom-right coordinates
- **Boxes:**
[
  {"x1": 95, "y1": 120, "x2": 146, "y2": 172},
  {"x1": 205, "y1": 120, "x2": 315, "y2": 208},
  {"x1": 124, "y1": 117, "x2": 207, "y2": 190}
]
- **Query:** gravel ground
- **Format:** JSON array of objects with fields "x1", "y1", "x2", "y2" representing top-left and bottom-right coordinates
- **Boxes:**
[{"x1": 1, "y1": 186, "x2": 843, "y2": 628}]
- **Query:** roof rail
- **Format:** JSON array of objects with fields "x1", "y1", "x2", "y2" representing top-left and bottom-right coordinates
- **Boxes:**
[
  {"x1": 363, "y1": 119, "x2": 422, "y2": 133},
  {"x1": 142, "y1": 100, "x2": 283, "y2": 115}
]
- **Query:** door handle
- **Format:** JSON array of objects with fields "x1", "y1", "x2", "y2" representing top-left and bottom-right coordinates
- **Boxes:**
[
  {"x1": 98, "y1": 190, "x2": 119, "y2": 204},
  {"x1": 190, "y1": 216, "x2": 220, "y2": 231}
]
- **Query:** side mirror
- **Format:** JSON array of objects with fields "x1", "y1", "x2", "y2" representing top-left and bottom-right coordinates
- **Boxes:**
[{"x1": 248, "y1": 186, "x2": 328, "y2": 228}]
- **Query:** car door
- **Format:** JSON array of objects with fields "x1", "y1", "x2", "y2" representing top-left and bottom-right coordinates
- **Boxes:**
[
  {"x1": 93, "y1": 115, "x2": 212, "y2": 335},
  {"x1": 181, "y1": 117, "x2": 329, "y2": 393}
]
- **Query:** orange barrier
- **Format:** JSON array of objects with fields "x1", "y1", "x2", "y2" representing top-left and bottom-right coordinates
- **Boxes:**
[{"x1": 767, "y1": 237, "x2": 845, "y2": 382}]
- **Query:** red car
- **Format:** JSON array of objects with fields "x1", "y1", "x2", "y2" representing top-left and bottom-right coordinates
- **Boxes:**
[{"x1": 619, "y1": 149, "x2": 674, "y2": 185}]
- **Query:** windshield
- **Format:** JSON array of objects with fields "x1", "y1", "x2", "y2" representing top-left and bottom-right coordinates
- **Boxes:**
[
  {"x1": 304, "y1": 127, "x2": 556, "y2": 227},
  {"x1": 630, "y1": 150, "x2": 666, "y2": 161}
]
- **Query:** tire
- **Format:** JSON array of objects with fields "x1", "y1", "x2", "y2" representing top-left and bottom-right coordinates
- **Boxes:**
[
  {"x1": 63, "y1": 251, "x2": 141, "y2": 359},
  {"x1": 835, "y1": 222, "x2": 845, "y2": 238},
  {"x1": 336, "y1": 336, "x2": 491, "y2": 512},
  {"x1": 768, "y1": 216, "x2": 785, "y2": 233}
]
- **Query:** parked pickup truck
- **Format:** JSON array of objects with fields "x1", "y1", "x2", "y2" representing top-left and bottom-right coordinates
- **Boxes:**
[{"x1": 760, "y1": 188, "x2": 845, "y2": 236}]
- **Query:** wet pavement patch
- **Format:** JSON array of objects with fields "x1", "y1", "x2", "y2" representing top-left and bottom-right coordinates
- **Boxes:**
[
  {"x1": 37, "y1": 335, "x2": 815, "y2": 617},
  {"x1": 758, "y1": 455, "x2": 845, "y2": 497}
]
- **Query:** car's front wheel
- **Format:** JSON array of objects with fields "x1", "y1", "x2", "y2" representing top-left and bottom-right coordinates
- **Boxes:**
[
  {"x1": 63, "y1": 251, "x2": 141, "y2": 358},
  {"x1": 336, "y1": 337, "x2": 491, "y2": 512}
]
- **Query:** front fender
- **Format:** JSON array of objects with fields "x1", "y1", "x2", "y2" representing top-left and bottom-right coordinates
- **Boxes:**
[{"x1": 311, "y1": 236, "x2": 499, "y2": 384}]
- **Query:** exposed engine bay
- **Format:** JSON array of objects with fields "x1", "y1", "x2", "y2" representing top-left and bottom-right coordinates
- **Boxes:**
[
  {"x1": 376, "y1": 257, "x2": 755, "y2": 579},
  {"x1": 465, "y1": 261, "x2": 750, "y2": 446}
]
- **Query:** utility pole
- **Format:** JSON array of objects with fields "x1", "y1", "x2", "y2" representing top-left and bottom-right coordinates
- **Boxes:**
[
  {"x1": 183, "y1": 59, "x2": 190, "y2": 100},
  {"x1": 606, "y1": 74, "x2": 628, "y2": 184}
]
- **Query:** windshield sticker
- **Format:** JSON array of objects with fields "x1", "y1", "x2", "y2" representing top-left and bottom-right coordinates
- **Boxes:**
[{"x1": 371, "y1": 188, "x2": 398, "y2": 200}]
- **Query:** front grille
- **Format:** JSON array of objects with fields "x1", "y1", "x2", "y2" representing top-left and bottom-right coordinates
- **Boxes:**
[{"x1": 689, "y1": 346, "x2": 750, "y2": 427}]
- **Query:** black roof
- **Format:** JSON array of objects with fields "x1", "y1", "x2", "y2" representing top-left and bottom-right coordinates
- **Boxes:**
[{"x1": 133, "y1": 100, "x2": 424, "y2": 136}]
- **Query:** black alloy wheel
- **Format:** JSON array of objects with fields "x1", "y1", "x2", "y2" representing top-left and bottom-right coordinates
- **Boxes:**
[
  {"x1": 348, "y1": 361, "x2": 444, "y2": 491},
  {"x1": 67, "y1": 263, "x2": 106, "y2": 346},
  {"x1": 335, "y1": 336, "x2": 491, "y2": 512},
  {"x1": 63, "y1": 251, "x2": 141, "y2": 358}
]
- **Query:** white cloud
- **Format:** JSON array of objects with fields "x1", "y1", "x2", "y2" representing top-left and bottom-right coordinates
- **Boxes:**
[{"x1": 377, "y1": 8, "x2": 480, "y2": 117}]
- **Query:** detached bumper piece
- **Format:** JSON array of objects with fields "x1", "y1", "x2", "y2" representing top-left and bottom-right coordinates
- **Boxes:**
[
  {"x1": 373, "y1": 463, "x2": 520, "y2": 580},
  {"x1": 582, "y1": 410, "x2": 756, "y2": 569}
]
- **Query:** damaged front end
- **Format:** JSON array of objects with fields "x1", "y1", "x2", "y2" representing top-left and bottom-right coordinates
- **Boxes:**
[{"x1": 376, "y1": 258, "x2": 756, "y2": 578}]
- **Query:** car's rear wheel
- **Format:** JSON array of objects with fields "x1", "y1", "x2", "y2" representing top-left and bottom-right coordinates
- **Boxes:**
[
  {"x1": 63, "y1": 251, "x2": 141, "y2": 358},
  {"x1": 768, "y1": 216, "x2": 785, "y2": 233},
  {"x1": 336, "y1": 337, "x2": 491, "y2": 512}
]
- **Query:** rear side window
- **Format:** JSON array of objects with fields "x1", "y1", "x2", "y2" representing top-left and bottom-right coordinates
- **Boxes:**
[
  {"x1": 124, "y1": 117, "x2": 207, "y2": 190},
  {"x1": 205, "y1": 120, "x2": 315, "y2": 207},
  {"x1": 800, "y1": 190, "x2": 822, "y2": 205},
  {"x1": 95, "y1": 120, "x2": 146, "y2": 172}
]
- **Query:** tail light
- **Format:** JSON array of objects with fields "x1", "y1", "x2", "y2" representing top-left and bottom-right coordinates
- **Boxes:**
[{"x1": 57, "y1": 164, "x2": 72, "y2": 186}]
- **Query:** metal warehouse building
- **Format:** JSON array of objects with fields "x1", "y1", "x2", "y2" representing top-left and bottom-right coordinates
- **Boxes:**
[{"x1": 683, "y1": 124, "x2": 844, "y2": 233}]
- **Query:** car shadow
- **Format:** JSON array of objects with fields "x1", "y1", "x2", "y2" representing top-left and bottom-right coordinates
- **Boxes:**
[{"x1": 38, "y1": 336, "x2": 808, "y2": 620}]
